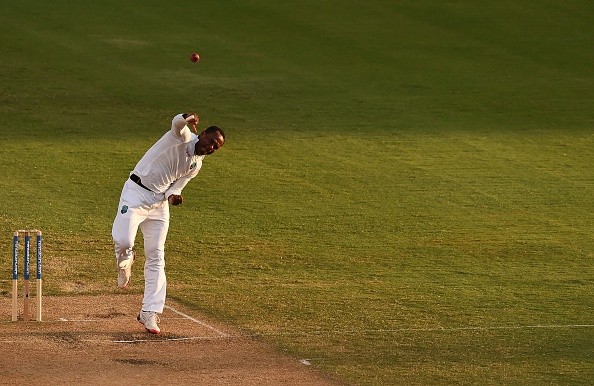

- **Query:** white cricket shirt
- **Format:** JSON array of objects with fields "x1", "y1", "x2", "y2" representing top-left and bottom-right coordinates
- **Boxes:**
[{"x1": 132, "y1": 114, "x2": 204, "y2": 198}]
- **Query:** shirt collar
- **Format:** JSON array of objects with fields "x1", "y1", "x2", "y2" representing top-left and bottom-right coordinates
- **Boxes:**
[{"x1": 185, "y1": 135, "x2": 199, "y2": 157}]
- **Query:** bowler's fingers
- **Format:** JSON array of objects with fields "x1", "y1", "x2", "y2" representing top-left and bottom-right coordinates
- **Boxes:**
[
  {"x1": 186, "y1": 113, "x2": 199, "y2": 133},
  {"x1": 186, "y1": 113, "x2": 199, "y2": 124}
]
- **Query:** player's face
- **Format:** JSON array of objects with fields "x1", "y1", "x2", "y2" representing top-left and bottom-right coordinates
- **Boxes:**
[{"x1": 196, "y1": 132, "x2": 224, "y2": 156}]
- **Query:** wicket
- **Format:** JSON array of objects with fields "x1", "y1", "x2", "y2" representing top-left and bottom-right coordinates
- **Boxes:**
[{"x1": 12, "y1": 229, "x2": 43, "y2": 322}]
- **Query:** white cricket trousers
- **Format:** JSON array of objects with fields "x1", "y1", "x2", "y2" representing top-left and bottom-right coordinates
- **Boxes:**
[{"x1": 112, "y1": 180, "x2": 169, "y2": 313}]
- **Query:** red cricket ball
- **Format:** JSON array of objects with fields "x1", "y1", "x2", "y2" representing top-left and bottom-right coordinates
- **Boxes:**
[{"x1": 190, "y1": 53, "x2": 200, "y2": 62}]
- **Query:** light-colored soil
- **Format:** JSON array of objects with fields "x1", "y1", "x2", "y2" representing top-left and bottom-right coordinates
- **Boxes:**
[{"x1": 0, "y1": 294, "x2": 342, "y2": 385}]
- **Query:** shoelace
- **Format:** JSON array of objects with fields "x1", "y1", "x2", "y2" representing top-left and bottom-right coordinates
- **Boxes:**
[
  {"x1": 119, "y1": 252, "x2": 135, "y2": 269},
  {"x1": 145, "y1": 312, "x2": 160, "y2": 325}
]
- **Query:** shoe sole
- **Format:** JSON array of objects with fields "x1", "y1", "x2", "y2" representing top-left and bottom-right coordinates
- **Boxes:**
[
  {"x1": 117, "y1": 279, "x2": 130, "y2": 289},
  {"x1": 137, "y1": 314, "x2": 161, "y2": 334}
]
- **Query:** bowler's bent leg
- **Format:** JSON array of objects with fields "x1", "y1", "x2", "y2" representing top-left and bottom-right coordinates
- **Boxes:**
[
  {"x1": 112, "y1": 206, "x2": 146, "y2": 261},
  {"x1": 112, "y1": 201, "x2": 147, "y2": 287}
]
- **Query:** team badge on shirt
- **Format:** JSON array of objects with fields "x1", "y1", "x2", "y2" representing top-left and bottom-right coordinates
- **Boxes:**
[
  {"x1": 120, "y1": 205, "x2": 129, "y2": 214},
  {"x1": 190, "y1": 162, "x2": 197, "y2": 170}
]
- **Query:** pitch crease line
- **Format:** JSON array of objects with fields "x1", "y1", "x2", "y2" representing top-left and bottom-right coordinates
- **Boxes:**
[
  {"x1": 164, "y1": 305, "x2": 229, "y2": 337},
  {"x1": 98, "y1": 335, "x2": 231, "y2": 344}
]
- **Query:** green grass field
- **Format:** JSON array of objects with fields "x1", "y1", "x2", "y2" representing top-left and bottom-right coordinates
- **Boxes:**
[{"x1": 1, "y1": 1, "x2": 593, "y2": 384}]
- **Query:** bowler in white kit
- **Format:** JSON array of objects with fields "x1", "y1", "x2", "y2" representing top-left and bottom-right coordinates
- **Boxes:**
[{"x1": 112, "y1": 112, "x2": 225, "y2": 334}]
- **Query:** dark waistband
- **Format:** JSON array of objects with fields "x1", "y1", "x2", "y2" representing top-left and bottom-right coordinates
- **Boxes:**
[{"x1": 130, "y1": 173, "x2": 153, "y2": 192}]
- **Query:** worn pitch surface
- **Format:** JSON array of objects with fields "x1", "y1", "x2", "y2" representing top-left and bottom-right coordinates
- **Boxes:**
[{"x1": 0, "y1": 294, "x2": 339, "y2": 385}]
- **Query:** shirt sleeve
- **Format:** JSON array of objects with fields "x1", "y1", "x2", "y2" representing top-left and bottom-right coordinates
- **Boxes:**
[
  {"x1": 171, "y1": 114, "x2": 191, "y2": 140},
  {"x1": 164, "y1": 173, "x2": 195, "y2": 198}
]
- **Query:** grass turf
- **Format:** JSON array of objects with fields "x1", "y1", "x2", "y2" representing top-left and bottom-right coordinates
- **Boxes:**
[{"x1": 1, "y1": 1, "x2": 593, "y2": 384}]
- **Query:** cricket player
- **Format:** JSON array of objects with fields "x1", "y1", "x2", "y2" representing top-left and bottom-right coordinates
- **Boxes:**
[{"x1": 112, "y1": 112, "x2": 225, "y2": 334}]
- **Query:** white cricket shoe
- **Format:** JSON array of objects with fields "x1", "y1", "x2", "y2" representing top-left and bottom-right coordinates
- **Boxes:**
[
  {"x1": 117, "y1": 250, "x2": 135, "y2": 288},
  {"x1": 137, "y1": 311, "x2": 161, "y2": 334}
]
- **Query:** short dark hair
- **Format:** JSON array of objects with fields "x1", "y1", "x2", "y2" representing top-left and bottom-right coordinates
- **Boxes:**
[{"x1": 204, "y1": 125, "x2": 225, "y2": 140}]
